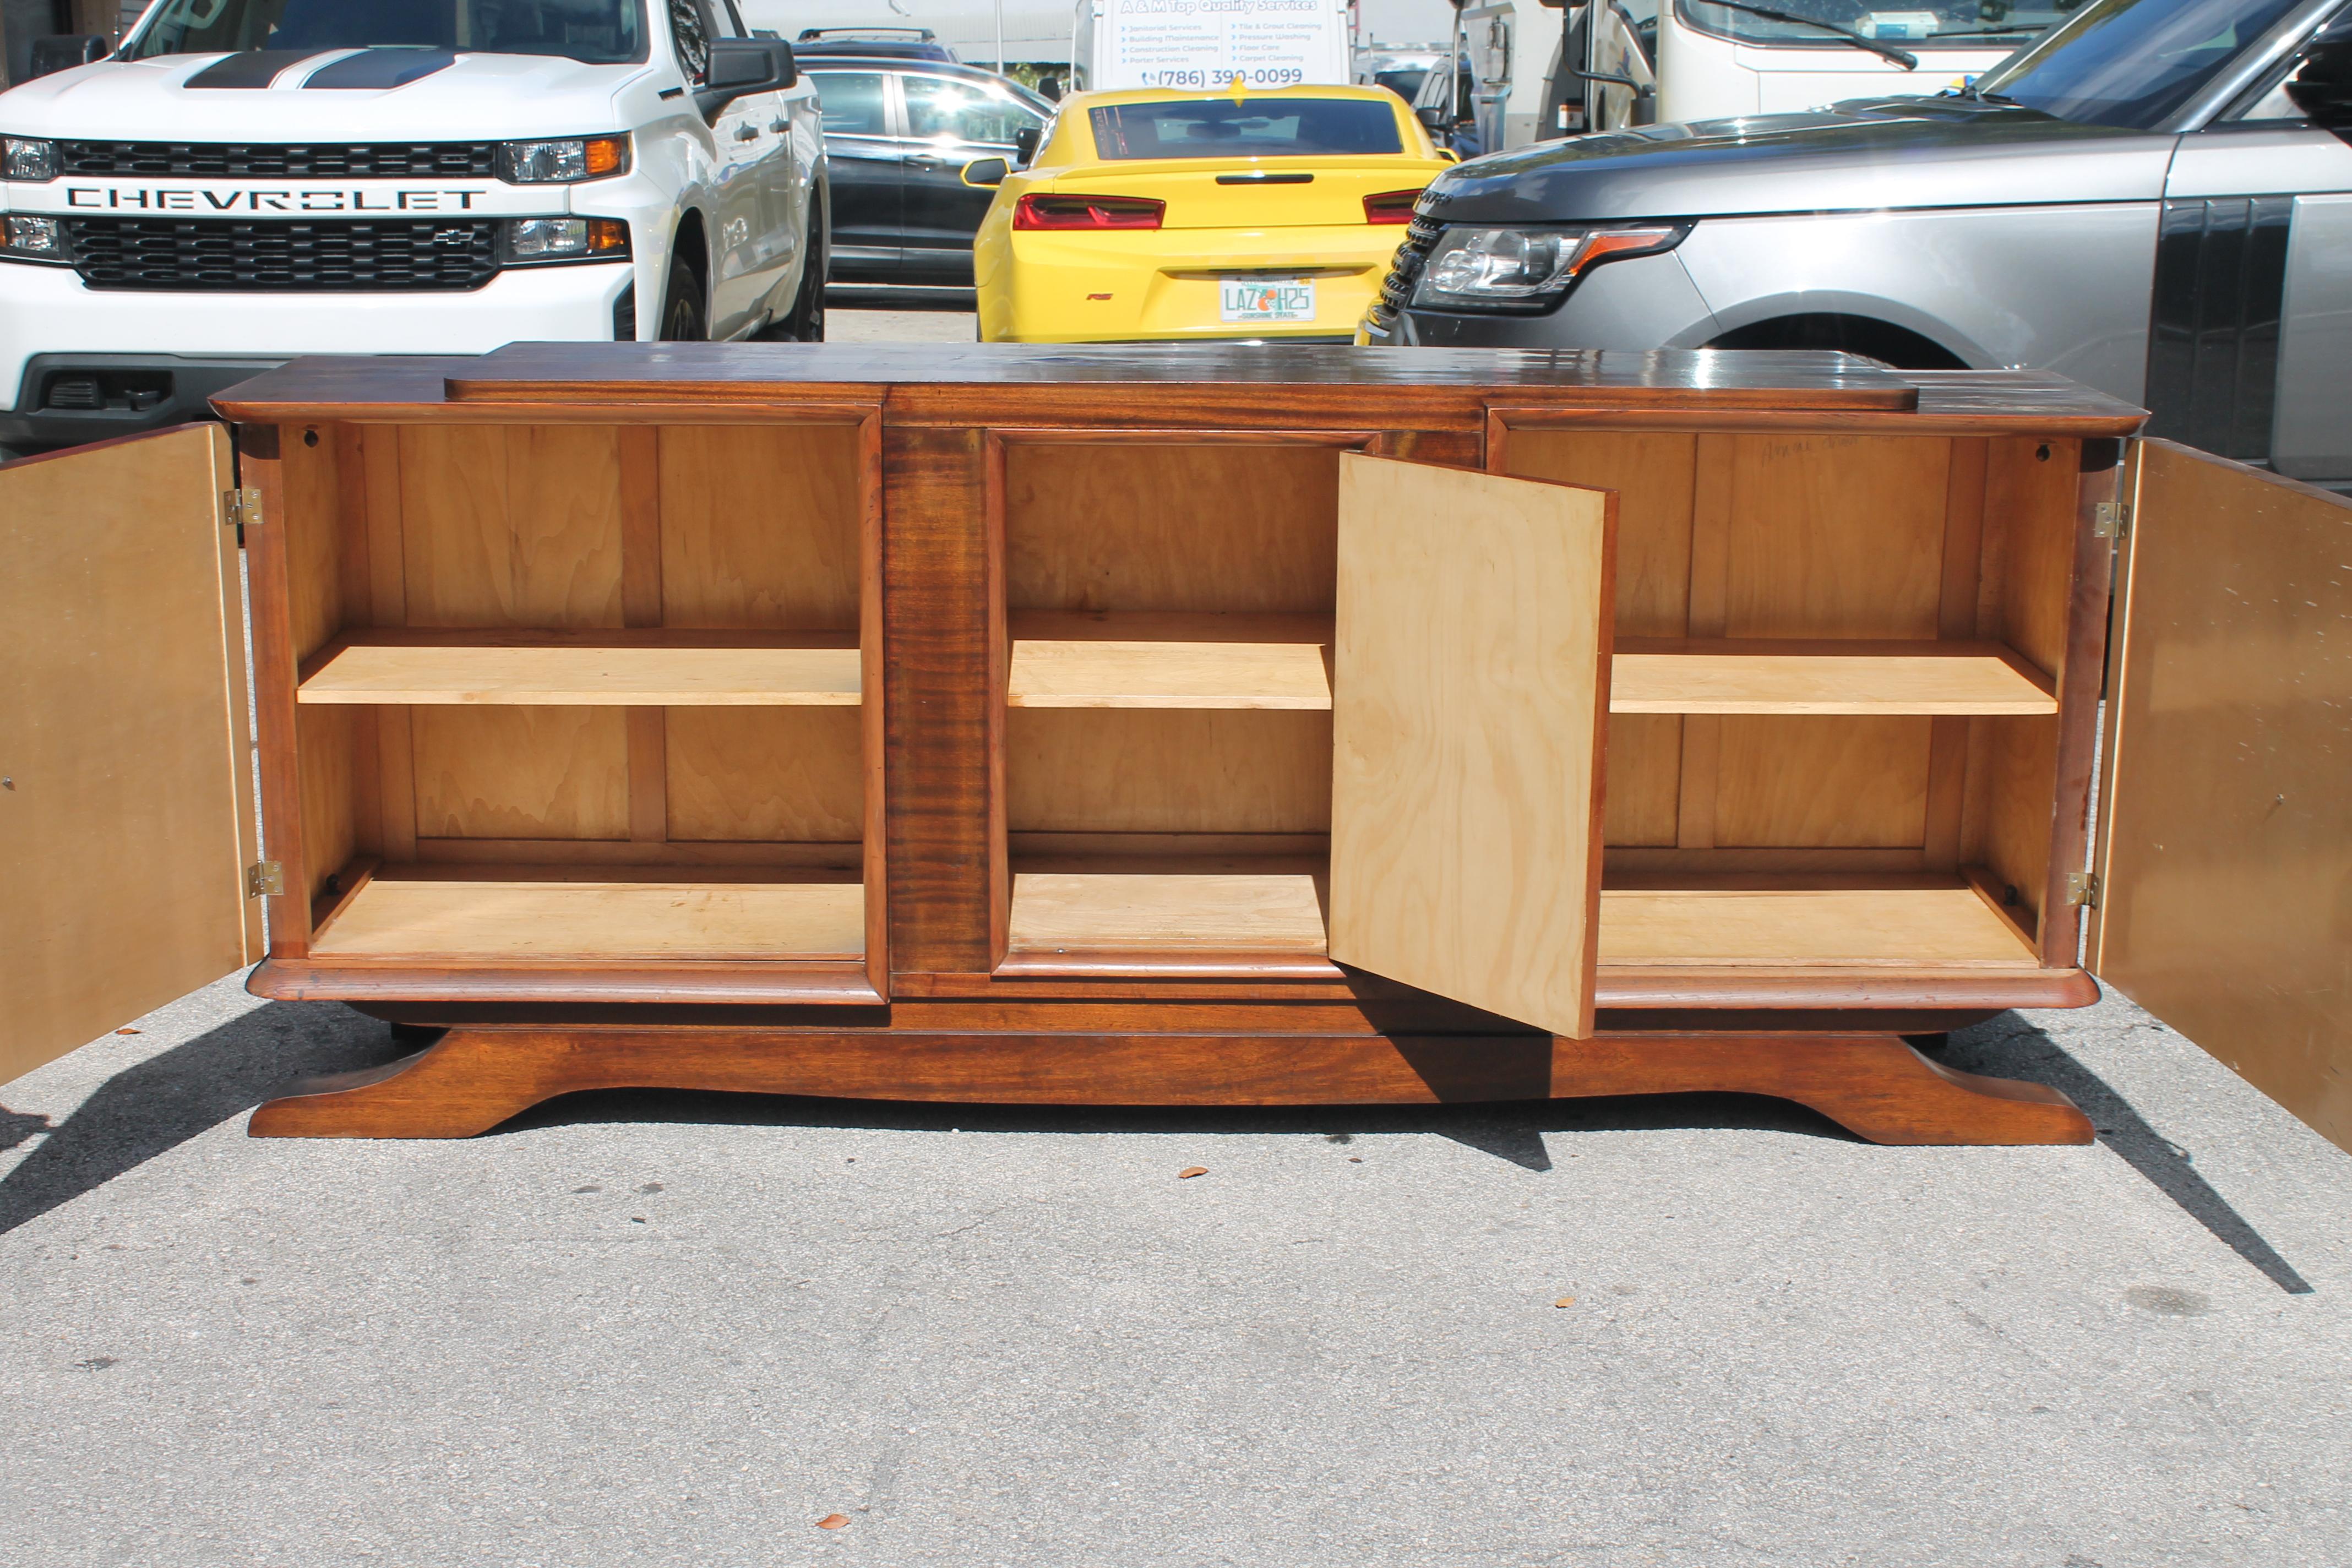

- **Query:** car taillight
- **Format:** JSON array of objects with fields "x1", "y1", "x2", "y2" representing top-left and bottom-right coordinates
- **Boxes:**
[
  {"x1": 1013, "y1": 194, "x2": 1166, "y2": 231},
  {"x1": 1363, "y1": 189, "x2": 1424, "y2": 225}
]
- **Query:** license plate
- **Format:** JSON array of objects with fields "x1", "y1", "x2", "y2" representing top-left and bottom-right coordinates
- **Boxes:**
[{"x1": 1219, "y1": 277, "x2": 1316, "y2": 324}]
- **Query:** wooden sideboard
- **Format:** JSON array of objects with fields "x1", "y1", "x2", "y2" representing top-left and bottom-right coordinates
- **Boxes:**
[{"x1": 139, "y1": 343, "x2": 2135, "y2": 1144}]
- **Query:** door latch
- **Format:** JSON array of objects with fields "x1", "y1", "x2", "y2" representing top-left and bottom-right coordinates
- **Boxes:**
[
  {"x1": 222, "y1": 487, "x2": 263, "y2": 529},
  {"x1": 246, "y1": 861, "x2": 285, "y2": 899},
  {"x1": 2064, "y1": 870, "x2": 2099, "y2": 908},
  {"x1": 2093, "y1": 501, "x2": 2130, "y2": 540}
]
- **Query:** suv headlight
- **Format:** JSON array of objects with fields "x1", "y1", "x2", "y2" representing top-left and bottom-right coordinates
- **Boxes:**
[
  {"x1": 3, "y1": 136, "x2": 60, "y2": 182},
  {"x1": 499, "y1": 217, "x2": 630, "y2": 264},
  {"x1": 1, "y1": 215, "x2": 70, "y2": 264},
  {"x1": 1413, "y1": 224, "x2": 1689, "y2": 313},
  {"x1": 499, "y1": 135, "x2": 631, "y2": 183}
]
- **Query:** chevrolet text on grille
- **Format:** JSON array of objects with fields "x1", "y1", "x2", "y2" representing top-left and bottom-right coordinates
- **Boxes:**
[{"x1": 64, "y1": 188, "x2": 488, "y2": 212}]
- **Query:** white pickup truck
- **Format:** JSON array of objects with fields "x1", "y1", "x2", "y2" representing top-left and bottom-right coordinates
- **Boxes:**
[{"x1": 0, "y1": 0, "x2": 827, "y2": 452}]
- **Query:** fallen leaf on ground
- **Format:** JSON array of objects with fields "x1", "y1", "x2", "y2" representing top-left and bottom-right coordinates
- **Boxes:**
[
  {"x1": 115, "y1": 1028, "x2": 139, "y2": 1036},
  {"x1": 816, "y1": 1513, "x2": 850, "y2": 1530},
  {"x1": 1554, "y1": 1295, "x2": 1577, "y2": 1308},
  {"x1": 1178, "y1": 1166, "x2": 1208, "y2": 1179}
]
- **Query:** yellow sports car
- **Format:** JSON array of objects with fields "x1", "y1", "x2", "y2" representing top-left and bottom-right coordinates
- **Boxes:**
[{"x1": 964, "y1": 84, "x2": 1452, "y2": 344}]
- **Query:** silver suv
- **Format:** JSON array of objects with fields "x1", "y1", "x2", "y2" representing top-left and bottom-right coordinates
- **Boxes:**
[{"x1": 1364, "y1": 0, "x2": 2352, "y2": 486}]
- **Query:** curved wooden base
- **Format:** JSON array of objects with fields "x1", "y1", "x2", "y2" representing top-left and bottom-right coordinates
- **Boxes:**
[{"x1": 248, "y1": 1028, "x2": 2093, "y2": 1146}]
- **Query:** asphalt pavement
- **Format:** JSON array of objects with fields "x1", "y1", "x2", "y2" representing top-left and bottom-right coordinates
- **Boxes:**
[{"x1": 1, "y1": 307, "x2": 2345, "y2": 1565}]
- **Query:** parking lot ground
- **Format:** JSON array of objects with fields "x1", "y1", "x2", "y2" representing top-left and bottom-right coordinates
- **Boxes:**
[
  {"x1": 828, "y1": 292, "x2": 978, "y2": 344},
  {"x1": 1, "y1": 979, "x2": 2346, "y2": 1566}
]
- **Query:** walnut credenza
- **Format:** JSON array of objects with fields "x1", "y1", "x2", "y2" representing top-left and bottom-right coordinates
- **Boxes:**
[{"x1": 179, "y1": 342, "x2": 2158, "y2": 1142}]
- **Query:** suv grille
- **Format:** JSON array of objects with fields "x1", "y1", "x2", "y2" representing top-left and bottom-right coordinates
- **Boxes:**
[
  {"x1": 66, "y1": 217, "x2": 501, "y2": 292},
  {"x1": 59, "y1": 140, "x2": 499, "y2": 178},
  {"x1": 1370, "y1": 213, "x2": 1443, "y2": 329}
]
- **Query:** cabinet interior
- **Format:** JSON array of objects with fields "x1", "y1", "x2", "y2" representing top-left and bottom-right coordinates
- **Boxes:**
[
  {"x1": 997, "y1": 429, "x2": 2078, "y2": 976},
  {"x1": 281, "y1": 420, "x2": 880, "y2": 977}
]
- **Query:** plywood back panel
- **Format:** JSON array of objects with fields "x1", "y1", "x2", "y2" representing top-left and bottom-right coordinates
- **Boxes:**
[
  {"x1": 1329, "y1": 454, "x2": 1613, "y2": 1040},
  {"x1": 410, "y1": 706, "x2": 629, "y2": 839},
  {"x1": 1983, "y1": 436, "x2": 2078, "y2": 677},
  {"x1": 1714, "y1": 716, "x2": 1932, "y2": 847},
  {"x1": 1500, "y1": 430, "x2": 1694, "y2": 636},
  {"x1": 0, "y1": 425, "x2": 258, "y2": 1081},
  {"x1": 660, "y1": 424, "x2": 862, "y2": 629},
  {"x1": 1004, "y1": 442, "x2": 1339, "y2": 614},
  {"x1": 399, "y1": 424, "x2": 625, "y2": 628},
  {"x1": 2092, "y1": 442, "x2": 2352, "y2": 1153},
  {"x1": 1007, "y1": 710, "x2": 1333, "y2": 834},
  {"x1": 666, "y1": 706, "x2": 864, "y2": 842},
  {"x1": 1722, "y1": 435, "x2": 1951, "y2": 639},
  {"x1": 1604, "y1": 712, "x2": 1683, "y2": 847}
]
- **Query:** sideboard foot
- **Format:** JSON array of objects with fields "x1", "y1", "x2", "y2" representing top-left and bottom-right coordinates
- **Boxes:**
[{"x1": 249, "y1": 1026, "x2": 2092, "y2": 1146}]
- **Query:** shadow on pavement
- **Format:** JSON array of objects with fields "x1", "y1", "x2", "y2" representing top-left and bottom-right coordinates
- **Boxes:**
[
  {"x1": 0, "y1": 1003, "x2": 2312, "y2": 1296},
  {"x1": 1948, "y1": 1015, "x2": 2314, "y2": 1295},
  {"x1": 0, "y1": 1000, "x2": 400, "y2": 1238}
]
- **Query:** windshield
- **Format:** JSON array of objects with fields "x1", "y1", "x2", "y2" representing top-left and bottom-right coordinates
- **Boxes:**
[
  {"x1": 1970, "y1": 0, "x2": 2304, "y2": 125},
  {"x1": 1086, "y1": 98, "x2": 1406, "y2": 158},
  {"x1": 1677, "y1": 0, "x2": 2072, "y2": 52},
  {"x1": 126, "y1": 0, "x2": 649, "y2": 65}
]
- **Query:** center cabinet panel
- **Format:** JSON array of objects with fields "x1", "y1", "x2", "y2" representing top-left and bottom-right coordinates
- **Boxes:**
[
  {"x1": 993, "y1": 436, "x2": 1346, "y2": 972},
  {"x1": 276, "y1": 419, "x2": 885, "y2": 999},
  {"x1": 1496, "y1": 422, "x2": 2081, "y2": 979},
  {"x1": 990, "y1": 436, "x2": 1619, "y2": 1043}
]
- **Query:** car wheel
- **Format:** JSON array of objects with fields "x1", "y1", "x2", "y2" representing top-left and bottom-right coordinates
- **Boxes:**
[
  {"x1": 658, "y1": 253, "x2": 706, "y2": 342},
  {"x1": 772, "y1": 206, "x2": 829, "y2": 342}
]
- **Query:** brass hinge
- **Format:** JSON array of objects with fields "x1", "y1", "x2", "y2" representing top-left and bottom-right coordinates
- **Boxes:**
[
  {"x1": 246, "y1": 861, "x2": 285, "y2": 899},
  {"x1": 222, "y1": 487, "x2": 263, "y2": 529},
  {"x1": 2093, "y1": 501, "x2": 2131, "y2": 540},
  {"x1": 2064, "y1": 870, "x2": 2099, "y2": 909}
]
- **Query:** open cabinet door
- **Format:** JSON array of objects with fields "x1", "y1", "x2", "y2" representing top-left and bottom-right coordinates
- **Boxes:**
[
  {"x1": 0, "y1": 426, "x2": 261, "y2": 1084},
  {"x1": 1329, "y1": 453, "x2": 1615, "y2": 1039},
  {"x1": 2090, "y1": 440, "x2": 2352, "y2": 1153}
]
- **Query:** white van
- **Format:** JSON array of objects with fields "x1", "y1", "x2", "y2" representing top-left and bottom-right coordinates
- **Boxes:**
[{"x1": 0, "y1": 0, "x2": 827, "y2": 451}]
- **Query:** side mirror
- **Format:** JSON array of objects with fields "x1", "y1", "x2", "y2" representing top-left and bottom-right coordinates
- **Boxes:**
[
  {"x1": 2288, "y1": 29, "x2": 2352, "y2": 143},
  {"x1": 1415, "y1": 102, "x2": 1447, "y2": 131},
  {"x1": 29, "y1": 34, "x2": 107, "y2": 79},
  {"x1": 698, "y1": 37, "x2": 795, "y2": 118},
  {"x1": 1012, "y1": 124, "x2": 1043, "y2": 166},
  {"x1": 961, "y1": 156, "x2": 1010, "y2": 188}
]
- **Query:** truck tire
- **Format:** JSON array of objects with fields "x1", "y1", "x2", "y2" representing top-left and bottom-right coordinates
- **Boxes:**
[{"x1": 658, "y1": 254, "x2": 706, "y2": 341}]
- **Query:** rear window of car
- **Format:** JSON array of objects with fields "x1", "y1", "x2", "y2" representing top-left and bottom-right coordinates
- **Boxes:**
[{"x1": 1086, "y1": 98, "x2": 1404, "y2": 159}]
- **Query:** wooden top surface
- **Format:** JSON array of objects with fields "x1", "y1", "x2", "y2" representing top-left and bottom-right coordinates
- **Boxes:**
[{"x1": 209, "y1": 345, "x2": 2148, "y2": 433}]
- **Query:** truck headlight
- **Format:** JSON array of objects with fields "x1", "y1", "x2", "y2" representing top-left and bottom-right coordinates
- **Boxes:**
[
  {"x1": 1413, "y1": 224, "x2": 1687, "y2": 312},
  {"x1": 499, "y1": 217, "x2": 630, "y2": 264},
  {"x1": 3, "y1": 136, "x2": 60, "y2": 182},
  {"x1": 499, "y1": 135, "x2": 631, "y2": 183},
  {"x1": 0, "y1": 215, "x2": 70, "y2": 263}
]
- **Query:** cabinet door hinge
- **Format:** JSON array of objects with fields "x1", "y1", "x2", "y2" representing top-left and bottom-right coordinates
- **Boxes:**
[
  {"x1": 2064, "y1": 870, "x2": 2099, "y2": 908},
  {"x1": 246, "y1": 861, "x2": 285, "y2": 899},
  {"x1": 222, "y1": 487, "x2": 263, "y2": 530},
  {"x1": 2093, "y1": 501, "x2": 2131, "y2": 540}
]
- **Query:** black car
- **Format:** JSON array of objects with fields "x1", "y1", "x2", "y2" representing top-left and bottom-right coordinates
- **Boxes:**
[{"x1": 802, "y1": 56, "x2": 1053, "y2": 287}]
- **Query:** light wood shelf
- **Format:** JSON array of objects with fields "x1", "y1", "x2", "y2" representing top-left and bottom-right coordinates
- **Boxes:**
[
  {"x1": 1004, "y1": 618, "x2": 2053, "y2": 717},
  {"x1": 297, "y1": 631, "x2": 861, "y2": 706},
  {"x1": 1597, "y1": 882, "x2": 2041, "y2": 968},
  {"x1": 1611, "y1": 639, "x2": 2057, "y2": 715},
  {"x1": 1001, "y1": 862, "x2": 2038, "y2": 971},
  {"x1": 309, "y1": 865, "x2": 865, "y2": 961},
  {"x1": 1006, "y1": 858, "x2": 1329, "y2": 955},
  {"x1": 1006, "y1": 611, "x2": 1333, "y2": 710}
]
